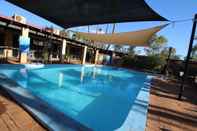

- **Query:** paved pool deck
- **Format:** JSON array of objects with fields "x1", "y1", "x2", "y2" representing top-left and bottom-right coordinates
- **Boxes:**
[
  {"x1": 0, "y1": 88, "x2": 46, "y2": 131},
  {"x1": 146, "y1": 77, "x2": 197, "y2": 131}
]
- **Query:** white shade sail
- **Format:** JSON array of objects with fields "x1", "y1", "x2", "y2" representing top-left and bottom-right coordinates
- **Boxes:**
[{"x1": 76, "y1": 24, "x2": 167, "y2": 47}]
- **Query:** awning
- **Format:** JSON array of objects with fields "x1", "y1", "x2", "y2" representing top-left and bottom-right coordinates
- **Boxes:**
[
  {"x1": 6, "y1": 0, "x2": 167, "y2": 28},
  {"x1": 76, "y1": 24, "x2": 168, "y2": 47}
]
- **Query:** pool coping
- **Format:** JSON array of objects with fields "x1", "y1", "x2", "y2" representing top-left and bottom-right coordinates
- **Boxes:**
[
  {"x1": 116, "y1": 76, "x2": 153, "y2": 131},
  {"x1": 0, "y1": 73, "x2": 92, "y2": 131},
  {"x1": 0, "y1": 64, "x2": 153, "y2": 131}
]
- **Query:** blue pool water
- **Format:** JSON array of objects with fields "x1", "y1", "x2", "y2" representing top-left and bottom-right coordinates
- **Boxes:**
[{"x1": 0, "y1": 64, "x2": 152, "y2": 131}]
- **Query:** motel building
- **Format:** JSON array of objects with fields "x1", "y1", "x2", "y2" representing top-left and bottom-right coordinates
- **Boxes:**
[{"x1": 0, "y1": 14, "x2": 121, "y2": 65}]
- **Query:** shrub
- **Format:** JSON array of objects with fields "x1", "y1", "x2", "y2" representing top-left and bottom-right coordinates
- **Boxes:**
[{"x1": 120, "y1": 55, "x2": 166, "y2": 72}]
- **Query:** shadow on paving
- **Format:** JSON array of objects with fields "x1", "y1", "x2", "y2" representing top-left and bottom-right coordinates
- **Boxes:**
[
  {"x1": 150, "y1": 78, "x2": 197, "y2": 105},
  {"x1": 0, "y1": 87, "x2": 25, "y2": 115},
  {"x1": 148, "y1": 104, "x2": 197, "y2": 127},
  {"x1": 146, "y1": 78, "x2": 197, "y2": 131}
]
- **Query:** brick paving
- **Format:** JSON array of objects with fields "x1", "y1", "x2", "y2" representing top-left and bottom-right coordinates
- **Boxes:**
[
  {"x1": 146, "y1": 77, "x2": 197, "y2": 131},
  {"x1": 0, "y1": 88, "x2": 46, "y2": 131}
]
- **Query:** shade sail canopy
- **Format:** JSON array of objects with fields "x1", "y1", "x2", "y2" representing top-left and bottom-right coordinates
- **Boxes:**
[
  {"x1": 7, "y1": 0, "x2": 167, "y2": 28},
  {"x1": 76, "y1": 24, "x2": 167, "y2": 47}
]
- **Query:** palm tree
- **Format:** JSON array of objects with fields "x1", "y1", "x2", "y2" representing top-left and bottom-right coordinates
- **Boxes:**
[
  {"x1": 160, "y1": 47, "x2": 176, "y2": 58},
  {"x1": 146, "y1": 35, "x2": 168, "y2": 56},
  {"x1": 127, "y1": 46, "x2": 135, "y2": 55},
  {"x1": 114, "y1": 44, "x2": 123, "y2": 52},
  {"x1": 106, "y1": 23, "x2": 116, "y2": 50},
  {"x1": 88, "y1": 26, "x2": 90, "y2": 33}
]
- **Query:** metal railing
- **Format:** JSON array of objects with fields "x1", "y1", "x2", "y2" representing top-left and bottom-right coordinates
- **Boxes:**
[
  {"x1": 0, "y1": 45, "x2": 84, "y2": 64},
  {"x1": 0, "y1": 46, "x2": 20, "y2": 63}
]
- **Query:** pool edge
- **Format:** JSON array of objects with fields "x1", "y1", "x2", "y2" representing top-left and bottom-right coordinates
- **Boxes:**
[{"x1": 115, "y1": 75, "x2": 154, "y2": 131}]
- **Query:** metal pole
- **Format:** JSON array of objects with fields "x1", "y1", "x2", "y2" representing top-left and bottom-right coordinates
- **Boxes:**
[
  {"x1": 112, "y1": 23, "x2": 116, "y2": 33},
  {"x1": 164, "y1": 47, "x2": 173, "y2": 75},
  {"x1": 105, "y1": 24, "x2": 109, "y2": 34},
  {"x1": 178, "y1": 14, "x2": 197, "y2": 99},
  {"x1": 96, "y1": 25, "x2": 99, "y2": 34}
]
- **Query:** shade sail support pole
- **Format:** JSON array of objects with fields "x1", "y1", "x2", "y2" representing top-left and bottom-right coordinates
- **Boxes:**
[
  {"x1": 178, "y1": 14, "x2": 197, "y2": 100},
  {"x1": 164, "y1": 47, "x2": 173, "y2": 75}
]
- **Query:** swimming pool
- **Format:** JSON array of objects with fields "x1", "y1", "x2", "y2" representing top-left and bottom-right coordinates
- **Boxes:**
[{"x1": 0, "y1": 64, "x2": 152, "y2": 131}]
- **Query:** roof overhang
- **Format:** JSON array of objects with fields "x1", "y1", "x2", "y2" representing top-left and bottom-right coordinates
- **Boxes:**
[
  {"x1": 76, "y1": 24, "x2": 168, "y2": 47},
  {"x1": 6, "y1": 0, "x2": 167, "y2": 28}
]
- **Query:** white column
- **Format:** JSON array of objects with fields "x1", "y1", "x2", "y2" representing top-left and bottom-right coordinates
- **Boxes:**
[
  {"x1": 61, "y1": 39, "x2": 67, "y2": 62},
  {"x1": 82, "y1": 46, "x2": 87, "y2": 65},
  {"x1": 20, "y1": 28, "x2": 30, "y2": 64},
  {"x1": 94, "y1": 50, "x2": 99, "y2": 65},
  {"x1": 62, "y1": 39, "x2": 67, "y2": 55}
]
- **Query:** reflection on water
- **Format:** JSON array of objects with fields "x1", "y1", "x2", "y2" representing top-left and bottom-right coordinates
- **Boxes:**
[
  {"x1": 20, "y1": 68, "x2": 28, "y2": 78},
  {"x1": 80, "y1": 66, "x2": 99, "y2": 82},
  {"x1": 92, "y1": 67, "x2": 96, "y2": 79},
  {"x1": 19, "y1": 68, "x2": 28, "y2": 88},
  {"x1": 58, "y1": 72, "x2": 64, "y2": 88},
  {"x1": 80, "y1": 66, "x2": 85, "y2": 82}
]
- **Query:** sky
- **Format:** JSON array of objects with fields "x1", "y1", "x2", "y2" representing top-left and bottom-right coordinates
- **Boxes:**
[{"x1": 0, "y1": 0, "x2": 197, "y2": 58}]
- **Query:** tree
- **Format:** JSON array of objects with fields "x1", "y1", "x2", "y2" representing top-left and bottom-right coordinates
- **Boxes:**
[
  {"x1": 191, "y1": 36, "x2": 197, "y2": 60},
  {"x1": 143, "y1": 35, "x2": 168, "y2": 72},
  {"x1": 72, "y1": 33, "x2": 77, "y2": 40},
  {"x1": 114, "y1": 44, "x2": 123, "y2": 52},
  {"x1": 158, "y1": 45, "x2": 182, "y2": 60},
  {"x1": 127, "y1": 46, "x2": 135, "y2": 56},
  {"x1": 106, "y1": 23, "x2": 116, "y2": 50},
  {"x1": 173, "y1": 55, "x2": 181, "y2": 60},
  {"x1": 191, "y1": 43, "x2": 197, "y2": 60},
  {"x1": 160, "y1": 47, "x2": 177, "y2": 59},
  {"x1": 145, "y1": 35, "x2": 168, "y2": 56}
]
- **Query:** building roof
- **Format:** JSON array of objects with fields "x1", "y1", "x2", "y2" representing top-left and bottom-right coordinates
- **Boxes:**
[
  {"x1": 6, "y1": 0, "x2": 167, "y2": 28},
  {"x1": 76, "y1": 24, "x2": 167, "y2": 47}
]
